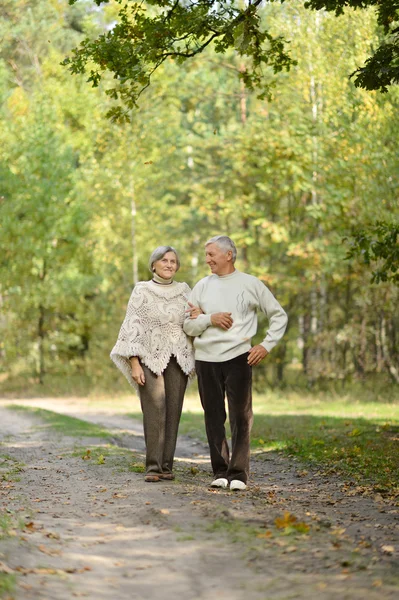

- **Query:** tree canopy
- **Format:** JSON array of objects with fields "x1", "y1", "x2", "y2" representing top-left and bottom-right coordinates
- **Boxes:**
[{"x1": 64, "y1": 0, "x2": 399, "y2": 121}]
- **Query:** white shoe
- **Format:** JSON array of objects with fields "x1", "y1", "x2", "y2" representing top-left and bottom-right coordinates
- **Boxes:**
[
  {"x1": 210, "y1": 477, "x2": 228, "y2": 488},
  {"x1": 230, "y1": 480, "x2": 247, "y2": 491}
]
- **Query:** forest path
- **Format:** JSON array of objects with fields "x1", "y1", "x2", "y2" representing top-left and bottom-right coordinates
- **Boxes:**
[{"x1": 0, "y1": 398, "x2": 398, "y2": 600}]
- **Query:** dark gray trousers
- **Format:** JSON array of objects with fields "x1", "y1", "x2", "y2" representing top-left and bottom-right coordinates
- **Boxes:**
[
  {"x1": 196, "y1": 353, "x2": 253, "y2": 484},
  {"x1": 139, "y1": 356, "x2": 188, "y2": 474}
]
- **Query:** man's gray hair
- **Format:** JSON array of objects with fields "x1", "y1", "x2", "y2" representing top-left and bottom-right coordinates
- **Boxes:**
[
  {"x1": 148, "y1": 246, "x2": 180, "y2": 272},
  {"x1": 205, "y1": 235, "x2": 237, "y2": 263}
]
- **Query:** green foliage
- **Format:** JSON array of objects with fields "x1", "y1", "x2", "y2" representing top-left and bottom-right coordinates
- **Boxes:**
[
  {"x1": 304, "y1": 0, "x2": 399, "y2": 91},
  {"x1": 346, "y1": 221, "x2": 399, "y2": 284},
  {"x1": 64, "y1": 0, "x2": 399, "y2": 118},
  {"x1": 64, "y1": 0, "x2": 295, "y2": 120}
]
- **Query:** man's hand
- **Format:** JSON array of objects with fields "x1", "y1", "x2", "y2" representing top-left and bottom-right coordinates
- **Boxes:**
[
  {"x1": 211, "y1": 312, "x2": 233, "y2": 330},
  {"x1": 186, "y1": 302, "x2": 203, "y2": 319},
  {"x1": 248, "y1": 345, "x2": 268, "y2": 366}
]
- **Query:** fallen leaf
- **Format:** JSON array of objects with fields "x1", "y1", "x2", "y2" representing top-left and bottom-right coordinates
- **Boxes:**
[
  {"x1": 38, "y1": 545, "x2": 62, "y2": 556},
  {"x1": 381, "y1": 545, "x2": 395, "y2": 555},
  {"x1": 0, "y1": 561, "x2": 14, "y2": 574},
  {"x1": 160, "y1": 509, "x2": 170, "y2": 515},
  {"x1": 112, "y1": 493, "x2": 127, "y2": 499},
  {"x1": 257, "y1": 530, "x2": 273, "y2": 539},
  {"x1": 275, "y1": 512, "x2": 310, "y2": 533}
]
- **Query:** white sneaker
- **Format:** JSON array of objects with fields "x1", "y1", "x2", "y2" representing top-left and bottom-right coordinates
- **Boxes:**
[
  {"x1": 210, "y1": 477, "x2": 228, "y2": 488},
  {"x1": 230, "y1": 480, "x2": 247, "y2": 491}
]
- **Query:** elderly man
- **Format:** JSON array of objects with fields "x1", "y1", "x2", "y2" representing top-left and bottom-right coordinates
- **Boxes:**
[{"x1": 184, "y1": 235, "x2": 288, "y2": 491}]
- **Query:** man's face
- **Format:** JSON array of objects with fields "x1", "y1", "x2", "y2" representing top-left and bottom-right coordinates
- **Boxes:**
[{"x1": 205, "y1": 243, "x2": 232, "y2": 275}]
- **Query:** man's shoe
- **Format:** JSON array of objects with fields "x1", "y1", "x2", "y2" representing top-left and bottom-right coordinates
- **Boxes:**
[
  {"x1": 210, "y1": 477, "x2": 228, "y2": 488},
  {"x1": 230, "y1": 480, "x2": 247, "y2": 491}
]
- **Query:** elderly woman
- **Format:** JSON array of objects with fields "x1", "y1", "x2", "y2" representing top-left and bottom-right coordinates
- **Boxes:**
[{"x1": 111, "y1": 246, "x2": 197, "y2": 482}]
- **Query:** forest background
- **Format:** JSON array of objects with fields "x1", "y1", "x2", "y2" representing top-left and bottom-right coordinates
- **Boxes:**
[{"x1": 1, "y1": 0, "x2": 398, "y2": 398}]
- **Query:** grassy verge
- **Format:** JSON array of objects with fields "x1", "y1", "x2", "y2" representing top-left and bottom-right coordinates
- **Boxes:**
[
  {"x1": 176, "y1": 394, "x2": 399, "y2": 495},
  {"x1": 0, "y1": 573, "x2": 16, "y2": 599},
  {"x1": 6, "y1": 406, "x2": 111, "y2": 439},
  {"x1": 68, "y1": 445, "x2": 145, "y2": 472},
  {"x1": 0, "y1": 455, "x2": 27, "y2": 599}
]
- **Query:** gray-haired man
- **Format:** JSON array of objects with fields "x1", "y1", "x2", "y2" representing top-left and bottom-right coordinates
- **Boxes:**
[{"x1": 184, "y1": 235, "x2": 288, "y2": 490}]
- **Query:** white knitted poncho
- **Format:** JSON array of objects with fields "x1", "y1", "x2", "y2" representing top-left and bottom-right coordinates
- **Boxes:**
[{"x1": 110, "y1": 280, "x2": 195, "y2": 389}]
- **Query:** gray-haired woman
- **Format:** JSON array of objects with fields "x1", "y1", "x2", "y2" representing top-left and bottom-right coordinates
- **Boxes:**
[{"x1": 111, "y1": 246, "x2": 199, "y2": 482}]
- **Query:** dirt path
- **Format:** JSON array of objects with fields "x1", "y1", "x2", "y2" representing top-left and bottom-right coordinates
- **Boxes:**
[{"x1": 0, "y1": 399, "x2": 398, "y2": 600}]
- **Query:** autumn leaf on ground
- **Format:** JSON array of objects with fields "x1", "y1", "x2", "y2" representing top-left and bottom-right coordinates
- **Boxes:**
[
  {"x1": 0, "y1": 561, "x2": 14, "y2": 573},
  {"x1": 38, "y1": 544, "x2": 62, "y2": 556},
  {"x1": 82, "y1": 449, "x2": 91, "y2": 460},
  {"x1": 257, "y1": 530, "x2": 273, "y2": 539},
  {"x1": 25, "y1": 521, "x2": 39, "y2": 532},
  {"x1": 275, "y1": 512, "x2": 310, "y2": 534},
  {"x1": 97, "y1": 454, "x2": 105, "y2": 465}
]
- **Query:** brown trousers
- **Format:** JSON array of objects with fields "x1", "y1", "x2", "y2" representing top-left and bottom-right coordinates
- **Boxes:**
[
  {"x1": 196, "y1": 353, "x2": 253, "y2": 484},
  {"x1": 139, "y1": 357, "x2": 188, "y2": 474}
]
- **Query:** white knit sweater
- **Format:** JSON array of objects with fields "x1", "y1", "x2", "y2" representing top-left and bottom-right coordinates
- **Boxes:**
[
  {"x1": 110, "y1": 280, "x2": 195, "y2": 389},
  {"x1": 183, "y1": 270, "x2": 288, "y2": 362}
]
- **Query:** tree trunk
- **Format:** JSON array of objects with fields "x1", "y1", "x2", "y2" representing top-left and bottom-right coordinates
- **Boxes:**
[
  {"x1": 38, "y1": 304, "x2": 45, "y2": 385},
  {"x1": 131, "y1": 185, "x2": 138, "y2": 285},
  {"x1": 381, "y1": 315, "x2": 399, "y2": 383}
]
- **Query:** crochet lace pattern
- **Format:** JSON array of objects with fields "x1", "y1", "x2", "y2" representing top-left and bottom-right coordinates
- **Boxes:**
[{"x1": 110, "y1": 280, "x2": 195, "y2": 389}]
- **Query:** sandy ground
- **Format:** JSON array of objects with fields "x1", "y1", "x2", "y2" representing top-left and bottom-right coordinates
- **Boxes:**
[{"x1": 0, "y1": 397, "x2": 398, "y2": 600}]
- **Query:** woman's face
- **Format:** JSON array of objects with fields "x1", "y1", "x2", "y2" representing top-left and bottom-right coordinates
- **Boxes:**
[{"x1": 153, "y1": 251, "x2": 178, "y2": 279}]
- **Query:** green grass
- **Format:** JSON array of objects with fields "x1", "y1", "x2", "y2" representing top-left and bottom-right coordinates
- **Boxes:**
[
  {"x1": 68, "y1": 445, "x2": 144, "y2": 472},
  {"x1": 0, "y1": 454, "x2": 25, "y2": 483},
  {"x1": 6, "y1": 406, "x2": 111, "y2": 439},
  {"x1": 252, "y1": 414, "x2": 398, "y2": 492},
  {"x1": 0, "y1": 573, "x2": 16, "y2": 598}
]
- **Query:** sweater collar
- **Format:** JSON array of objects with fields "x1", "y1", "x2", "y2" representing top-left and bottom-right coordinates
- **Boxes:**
[
  {"x1": 152, "y1": 272, "x2": 174, "y2": 285},
  {"x1": 215, "y1": 269, "x2": 238, "y2": 280}
]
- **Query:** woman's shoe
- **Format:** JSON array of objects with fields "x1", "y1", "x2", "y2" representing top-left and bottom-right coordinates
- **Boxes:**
[
  {"x1": 159, "y1": 473, "x2": 175, "y2": 481},
  {"x1": 144, "y1": 474, "x2": 161, "y2": 482}
]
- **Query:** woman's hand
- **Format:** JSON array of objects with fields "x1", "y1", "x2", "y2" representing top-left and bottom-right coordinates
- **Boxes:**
[
  {"x1": 186, "y1": 302, "x2": 203, "y2": 320},
  {"x1": 130, "y1": 357, "x2": 146, "y2": 386}
]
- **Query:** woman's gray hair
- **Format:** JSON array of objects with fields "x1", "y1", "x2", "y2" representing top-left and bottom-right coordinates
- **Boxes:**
[
  {"x1": 148, "y1": 246, "x2": 181, "y2": 272},
  {"x1": 205, "y1": 235, "x2": 237, "y2": 263}
]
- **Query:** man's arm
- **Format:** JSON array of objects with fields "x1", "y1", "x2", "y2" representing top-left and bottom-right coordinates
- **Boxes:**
[
  {"x1": 183, "y1": 284, "x2": 234, "y2": 336},
  {"x1": 257, "y1": 282, "x2": 288, "y2": 353}
]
